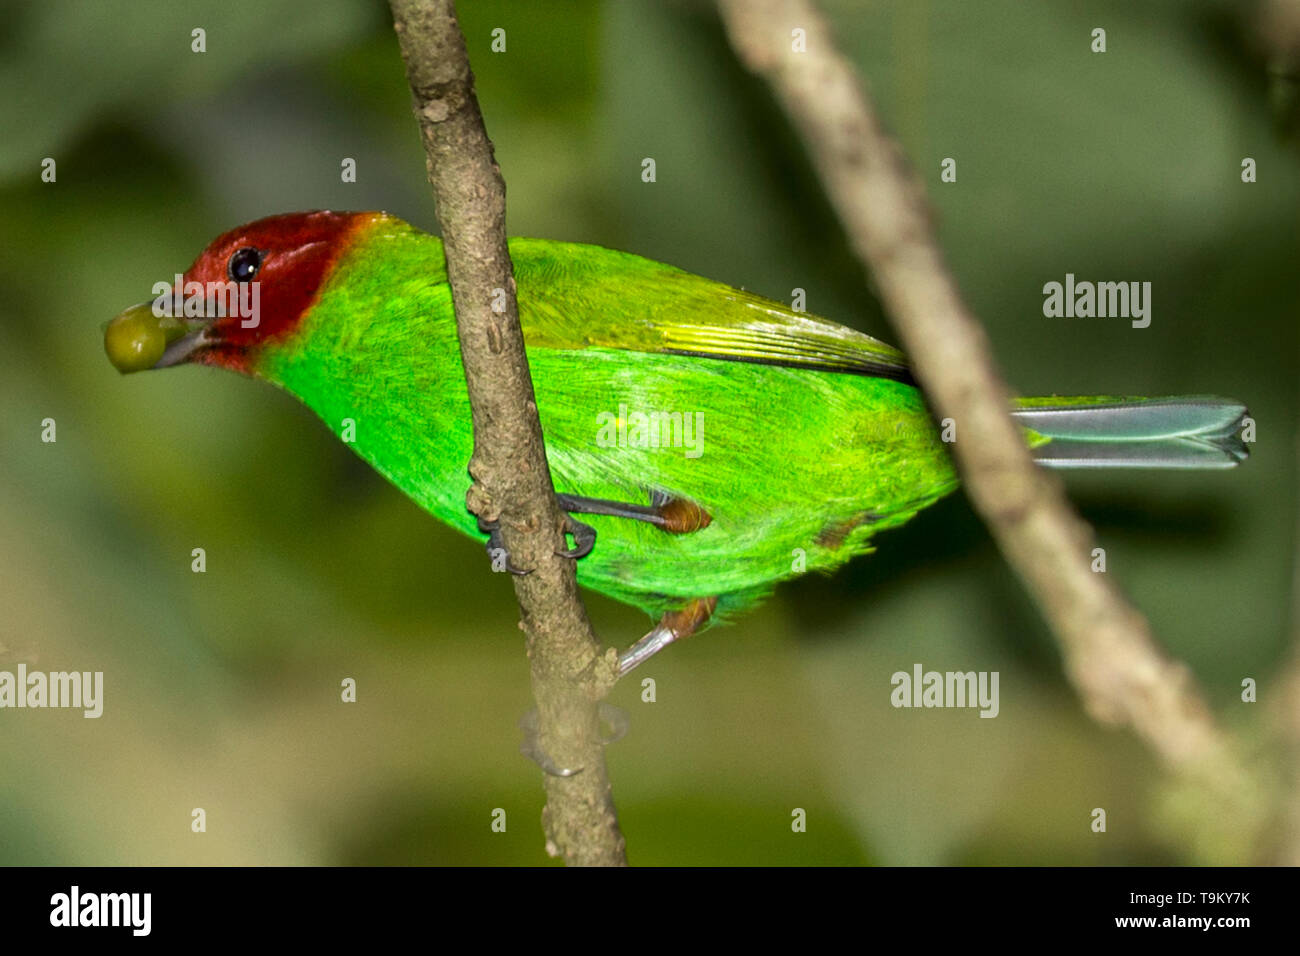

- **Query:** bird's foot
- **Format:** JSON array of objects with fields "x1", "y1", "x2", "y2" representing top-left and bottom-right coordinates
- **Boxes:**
[
  {"x1": 518, "y1": 703, "x2": 630, "y2": 776},
  {"x1": 555, "y1": 513, "x2": 597, "y2": 559},
  {"x1": 476, "y1": 508, "x2": 595, "y2": 568},
  {"x1": 476, "y1": 515, "x2": 531, "y2": 576}
]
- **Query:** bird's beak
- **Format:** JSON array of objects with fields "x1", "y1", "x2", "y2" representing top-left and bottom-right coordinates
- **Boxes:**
[{"x1": 104, "y1": 300, "x2": 213, "y2": 374}]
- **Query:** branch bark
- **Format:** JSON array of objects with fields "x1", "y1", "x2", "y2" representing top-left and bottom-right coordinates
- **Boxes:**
[
  {"x1": 716, "y1": 0, "x2": 1255, "y2": 807},
  {"x1": 388, "y1": 0, "x2": 626, "y2": 866}
]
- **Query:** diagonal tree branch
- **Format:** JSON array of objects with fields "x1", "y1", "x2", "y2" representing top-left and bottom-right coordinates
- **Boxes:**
[
  {"x1": 715, "y1": 0, "x2": 1256, "y2": 809},
  {"x1": 388, "y1": 0, "x2": 626, "y2": 866},
  {"x1": 1255, "y1": 0, "x2": 1300, "y2": 872}
]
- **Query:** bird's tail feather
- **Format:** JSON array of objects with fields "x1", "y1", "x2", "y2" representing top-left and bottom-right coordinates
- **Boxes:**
[{"x1": 1012, "y1": 396, "x2": 1250, "y2": 469}]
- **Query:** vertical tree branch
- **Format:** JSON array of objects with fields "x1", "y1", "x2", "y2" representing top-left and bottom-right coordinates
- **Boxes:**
[
  {"x1": 716, "y1": 0, "x2": 1255, "y2": 805},
  {"x1": 388, "y1": 0, "x2": 625, "y2": 866}
]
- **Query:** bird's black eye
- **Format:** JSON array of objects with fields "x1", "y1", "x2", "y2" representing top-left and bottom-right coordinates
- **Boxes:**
[{"x1": 227, "y1": 247, "x2": 262, "y2": 283}]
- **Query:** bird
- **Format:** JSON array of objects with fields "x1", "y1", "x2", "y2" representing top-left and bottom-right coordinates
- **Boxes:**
[{"x1": 104, "y1": 210, "x2": 1250, "y2": 672}]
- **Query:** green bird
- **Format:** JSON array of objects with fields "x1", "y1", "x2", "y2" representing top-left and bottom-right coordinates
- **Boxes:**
[{"x1": 104, "y1": 211, "x2": 1249, "y2": 672}]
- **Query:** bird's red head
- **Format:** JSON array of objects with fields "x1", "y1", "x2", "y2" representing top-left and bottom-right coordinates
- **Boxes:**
[{"x1": 105, "y1": 210, "x2": 384, "y2": 375}]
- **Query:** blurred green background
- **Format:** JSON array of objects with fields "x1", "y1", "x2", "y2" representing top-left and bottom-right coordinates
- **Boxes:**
[{"x1": 1, "y1": 0, "x2": 1295, "y2": 865}]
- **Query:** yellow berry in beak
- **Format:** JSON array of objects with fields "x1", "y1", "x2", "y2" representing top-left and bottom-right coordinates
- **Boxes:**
[{"x1": 104, "y1": 303, "x2": 187, "y2": 373}]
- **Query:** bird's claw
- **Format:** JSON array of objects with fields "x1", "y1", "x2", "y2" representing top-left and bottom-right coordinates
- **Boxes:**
[
  {"x1": 476, "y1": 509, "x2": 593, "y2": 569},
  {"x1": 596, "y1": 701, "x2": 629, "y2": 745},
  {"x1": 518, "y1": 703, "x2": 629, "y2": 777},
  {"x1": 555, "y1": 513, "x2": 596, "y2": 560},
  {"x1": 519, "y1": 709, "x2": 580, "y2": 777},
  {"x1": 477, "y1": 515, "x2": 531, "y2": 576}
]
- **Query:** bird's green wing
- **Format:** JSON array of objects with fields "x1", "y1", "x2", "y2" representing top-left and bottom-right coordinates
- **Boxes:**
[{"x1": 510, "y1": 238, "x2": 914, "y2": 384}]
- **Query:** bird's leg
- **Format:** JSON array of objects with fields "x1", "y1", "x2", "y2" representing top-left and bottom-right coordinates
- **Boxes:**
[
  {"x1": 556, "y1": 490, "x2": 712, "y2": 535},
  {"x1": 619, "y1": 596, "x2": 718, "y2": 675}
]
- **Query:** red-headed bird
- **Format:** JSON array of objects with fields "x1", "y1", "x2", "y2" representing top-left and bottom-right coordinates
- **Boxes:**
[{"x1": 105, "y1": 211, "x2": 1249, "y2": 670}]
